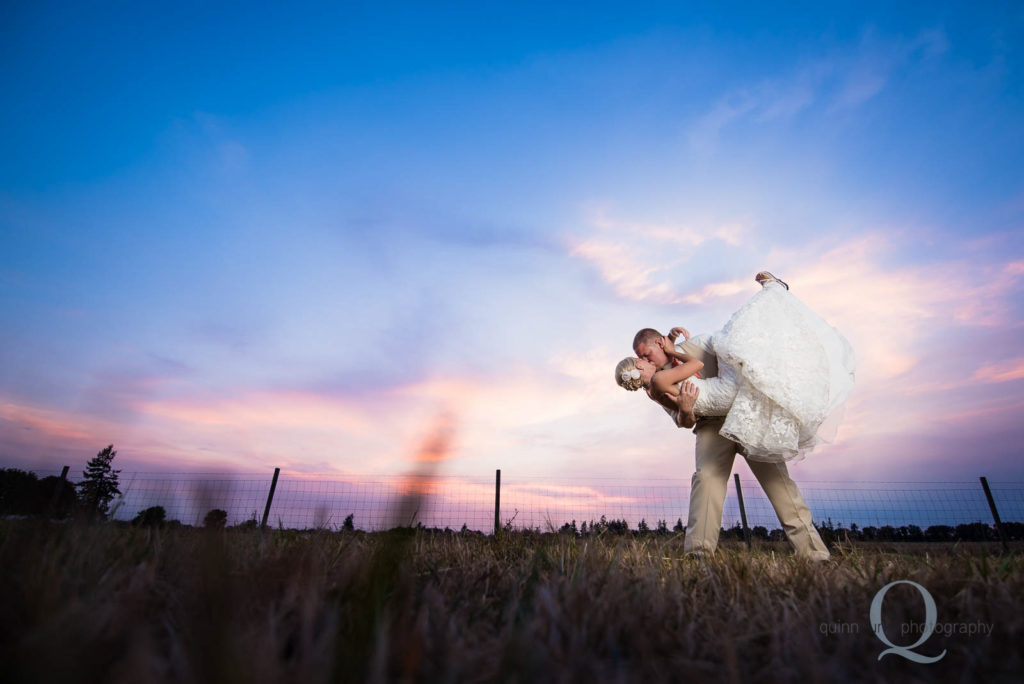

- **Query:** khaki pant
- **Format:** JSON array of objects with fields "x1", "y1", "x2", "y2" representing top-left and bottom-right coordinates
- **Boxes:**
[{"x1": 684, "y1": 418, "x2": 829, "y2": 560}]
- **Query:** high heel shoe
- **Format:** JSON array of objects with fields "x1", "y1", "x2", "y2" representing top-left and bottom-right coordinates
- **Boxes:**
[{"x1": 755, "y1": 271, "x2": 789, "y2": 290}]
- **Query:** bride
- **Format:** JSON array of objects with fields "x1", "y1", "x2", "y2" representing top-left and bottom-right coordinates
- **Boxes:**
[{"x1": 615, "y1": 272, "x2": 856, "y2": 462}]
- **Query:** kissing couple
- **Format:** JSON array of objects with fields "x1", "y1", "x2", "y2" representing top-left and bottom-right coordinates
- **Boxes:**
[{"x1": 616, "y1": 271, "x2": 856, "y2": 559}]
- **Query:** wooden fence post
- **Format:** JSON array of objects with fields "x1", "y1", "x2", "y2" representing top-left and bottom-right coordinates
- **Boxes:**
[
  {"x1": 46, "y1": 465, "x2": 70, "y2": 518},
  {"x1": 979, "y1": 476, "x2": 1009, "y2": 552},
  {"x1": 261, "y1": 467, "x2": 280, "y2": 531},
  {"x1": 494, "y1": 469, "x2": 501, "y2": 535},
  {"x1": 734, "y1": 474, "x2": 751, "y2": 550}
]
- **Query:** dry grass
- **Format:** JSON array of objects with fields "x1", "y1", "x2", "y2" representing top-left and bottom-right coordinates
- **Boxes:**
[{"x1": 1, "y1": 520, "x2": 1021, "y2": 683}]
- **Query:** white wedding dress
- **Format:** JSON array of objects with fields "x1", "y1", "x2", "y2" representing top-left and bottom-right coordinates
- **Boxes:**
[{"x1": 685, "y1": 281, "x2": 856, "y2": 462}]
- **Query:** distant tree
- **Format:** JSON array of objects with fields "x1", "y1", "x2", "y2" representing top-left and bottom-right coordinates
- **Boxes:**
[
  {"x1": 580, "y1": 521, "x2": 588, "y2": 536},
  {"x1": 955, "y1": 522, "x2": 993, "y2": 541},
  {"x1": 203, "y1": 509, "x2": 228, "y2": 528},
  {"x1": 77, "y1": 445, "x2": 121, "y2": 519},
  {"x1": 637, "y1": 518, "x2": 650, "y2": 533},
  {"x1": 0, "y1": 468, "x2": 40, "y2": 515},
  {"x1": 752, "y1": 525, "x2": 769, "y2": 540},
  {"x1": 606, "y1": 518, "x2": 629, "y2": 535},
  {"x1": 343, "y1": 513, "x2": 355, "y2": 531},
  {"x1": 36, "y1": 476, "x2": 78, "y2": 518},
  {"x1": 673, "y1": 518, "x2": 684, "y2": 533},
  {"x1": 132, "y1": 506, "x2": 166, "y2": 527},
  {"x1": 0, "y1": 469, "x2": 79, "y2": 518},
  {"x1": 924, "y1": 525, "x2": 953, "y2": 541},
  {"x1": 656, "y1": 519, "x2": 669, "y2": 535},
  {"x1": 1001, "y1": 522, "x2": 1024, "y2": 541}
]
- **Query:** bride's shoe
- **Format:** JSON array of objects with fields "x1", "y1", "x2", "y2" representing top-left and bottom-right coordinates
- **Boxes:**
[{"x1": 755, "y1": 271, "x2": 789, "y2": 290}]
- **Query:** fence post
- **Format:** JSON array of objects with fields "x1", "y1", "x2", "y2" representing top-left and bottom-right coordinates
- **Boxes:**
[
  {"x1": 494, "y1": 469, "x2": 501, "y2": 535},
  {"x1": 46, "y1": 465, "x2": 70, "y2": 518},
  {"x1": 979, "y1": 476, "x2": 1009, "y2": 552},
  {"x1": 734, "y1": 474, "x2": 751, "y2": 550},
  {"x1": 261, "y1": 467, "x2": 281, "y2": 531}
]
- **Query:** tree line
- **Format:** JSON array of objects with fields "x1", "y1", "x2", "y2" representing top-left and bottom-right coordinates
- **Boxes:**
[{"x1": 0, "y1": 445, "x2": 122, "y2": 520}]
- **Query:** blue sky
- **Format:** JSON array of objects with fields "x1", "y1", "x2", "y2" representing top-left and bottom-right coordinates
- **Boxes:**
[{"x1": 2, "y1": 2, "x2": 1023, "y2": 485}]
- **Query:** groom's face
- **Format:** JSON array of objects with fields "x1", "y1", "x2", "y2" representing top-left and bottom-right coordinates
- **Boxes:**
[{"x1": 635, "y1": 338, "x2": 669, "y2": 368}]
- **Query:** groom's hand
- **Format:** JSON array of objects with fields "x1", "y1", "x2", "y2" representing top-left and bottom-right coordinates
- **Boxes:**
[{"x1": 675, "y1": 381, "x2": 699, "y2": 428}]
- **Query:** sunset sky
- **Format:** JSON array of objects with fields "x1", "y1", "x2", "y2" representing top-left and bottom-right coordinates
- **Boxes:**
[{"x1": 2, "y1": 2, "x2": 1023, "y2": 488}]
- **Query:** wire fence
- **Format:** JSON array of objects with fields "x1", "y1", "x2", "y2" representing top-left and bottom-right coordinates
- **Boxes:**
[{"x1": 11, "y1": 466, "x2": 1024, "y2": 535}]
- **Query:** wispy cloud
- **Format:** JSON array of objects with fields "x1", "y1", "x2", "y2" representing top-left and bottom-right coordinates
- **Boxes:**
[
  {"x1": 569, "y1": 210, "x2": 750, "y2": 305},
  {"x1": 689, "y1": 27, "x2": 951, "y2": 151},
  {"x1": 973, "y1": 358, "x2": 1024, "y2": 384}
]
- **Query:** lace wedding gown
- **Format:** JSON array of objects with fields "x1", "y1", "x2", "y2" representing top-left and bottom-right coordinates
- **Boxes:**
[{"x1": 686, "y1": 281, "x2": 856, "y2": 462}]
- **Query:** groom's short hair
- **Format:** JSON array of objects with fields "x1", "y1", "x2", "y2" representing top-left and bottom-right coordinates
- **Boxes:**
[{"x1": 632, "y1": 328, "x2": 663, "y2": 351}]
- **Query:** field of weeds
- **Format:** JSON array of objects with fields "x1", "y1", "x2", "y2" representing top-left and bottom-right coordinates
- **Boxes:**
[{"x1": 1, "y1": 520, "x2": 1021, "y2": 683}]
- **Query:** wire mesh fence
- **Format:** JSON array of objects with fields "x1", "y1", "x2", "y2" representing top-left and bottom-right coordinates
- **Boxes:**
[{"x1": 10, "y1": 466, "x2": 1024, "y2": 535}]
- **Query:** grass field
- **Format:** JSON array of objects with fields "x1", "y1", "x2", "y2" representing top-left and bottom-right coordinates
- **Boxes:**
[{"x1": 1, "y1": 520, "x2": 1021, "y2": 683}]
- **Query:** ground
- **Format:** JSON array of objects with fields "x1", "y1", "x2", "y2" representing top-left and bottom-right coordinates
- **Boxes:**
[{"x1": 1, "y1": 521, "x2": 1020, "y2": 683}]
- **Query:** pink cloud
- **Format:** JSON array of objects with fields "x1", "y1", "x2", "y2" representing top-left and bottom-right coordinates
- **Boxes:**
[{"x1": 973, "y1": 358, "x2": 1024, "y2": 384}]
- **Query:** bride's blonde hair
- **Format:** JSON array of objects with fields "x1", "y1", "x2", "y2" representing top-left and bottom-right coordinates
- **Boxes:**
[{"x1": 615, "y1": 357, "x2": 644, "y2": 391}]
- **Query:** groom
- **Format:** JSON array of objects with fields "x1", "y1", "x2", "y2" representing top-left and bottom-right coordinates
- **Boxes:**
[{"x1": 633, "y1": 328, "x2": 830, "y2": 560}]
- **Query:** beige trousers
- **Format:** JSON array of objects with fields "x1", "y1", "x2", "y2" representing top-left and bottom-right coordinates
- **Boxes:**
[{"x1": 684, "y1": 418, "x2": 829, "y2": 560}]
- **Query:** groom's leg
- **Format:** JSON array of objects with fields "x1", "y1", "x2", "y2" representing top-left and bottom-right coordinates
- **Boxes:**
[
  {"x1": 684, "y1": 421, "x2": 737, "y2": 554},
  {"x1": 747, "y1": 459, "x2": 830, "y2": 560}
]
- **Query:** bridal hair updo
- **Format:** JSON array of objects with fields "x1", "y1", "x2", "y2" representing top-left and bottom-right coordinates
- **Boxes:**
[{"x1": 615, "y1": 357, "x2": 644, "y2": 392}]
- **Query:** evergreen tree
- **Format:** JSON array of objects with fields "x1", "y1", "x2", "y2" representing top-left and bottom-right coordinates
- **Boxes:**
[{"x1": 77, "y1": 445, "x2": 122, "y2": 519}]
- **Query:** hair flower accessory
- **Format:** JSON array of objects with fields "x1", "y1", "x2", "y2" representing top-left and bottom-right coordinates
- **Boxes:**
[{"x1": 620, "y1": 368, "x2": 642, "y2": 383}]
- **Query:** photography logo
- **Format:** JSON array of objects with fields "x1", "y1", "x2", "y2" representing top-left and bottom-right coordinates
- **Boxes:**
[{"x1": 869, "y1": 580, "x2": 947, "y2": 663}]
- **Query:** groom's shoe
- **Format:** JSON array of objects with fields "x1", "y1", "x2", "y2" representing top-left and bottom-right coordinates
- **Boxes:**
[{"x1": 755, "y1": 271, "x2": 789, "y2": 290}]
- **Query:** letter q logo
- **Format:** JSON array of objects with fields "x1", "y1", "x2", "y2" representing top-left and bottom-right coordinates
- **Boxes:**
[{"x1": 870, "y1": 580, "x2": 947, "y2": 663}]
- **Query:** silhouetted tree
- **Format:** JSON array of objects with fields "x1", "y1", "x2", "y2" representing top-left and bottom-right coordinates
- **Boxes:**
[
  {"x1": 606, "y1": 518, "x2": 629, "y2": 535},
  {"x1": 77, "y1": 445, "x2": 121, "y2": 519},
  {"x1": 0, "y1": 469, "x2": 39, "y2": 515},
  {"x1": 924, "y1": 525, "x2": 953, "y2": 541},
  {"x1": 1001, "y1": 522, "x2": 1024, "y2": 541},
  {"x1": 203, "y1": 509, "x2": 228, "y2": 528},
  {"x1": 752, "y1": 525, "x2": 769, "y2": 540},
  {"x1": 37, "y1": 476, "x2": 78, "y2": 518},
  {"x1": 343, "y1": 513, "x2": 355, "y2": 531},
  {"x1": 673, "y1": 518, "x2": 684, "y2": 533},
  {"x1": 0, "y1": 469, "x2": 79, "y2": 518},
  {"x1": 955, "y1": 522, "x2": 993, "y2": 541},
  {"x1": 132, "y1": 506, "x2": 166, "y2": 527}
]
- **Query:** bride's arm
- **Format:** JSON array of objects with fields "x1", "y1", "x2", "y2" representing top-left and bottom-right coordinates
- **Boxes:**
[{"x1": 651, "y1": 356, "x2": 704, "y2": 396}]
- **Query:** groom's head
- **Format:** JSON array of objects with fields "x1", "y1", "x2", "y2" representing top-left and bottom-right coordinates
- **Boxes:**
[{"x1": 633, "y1": 328, "x2": 669, "y2": 368}]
